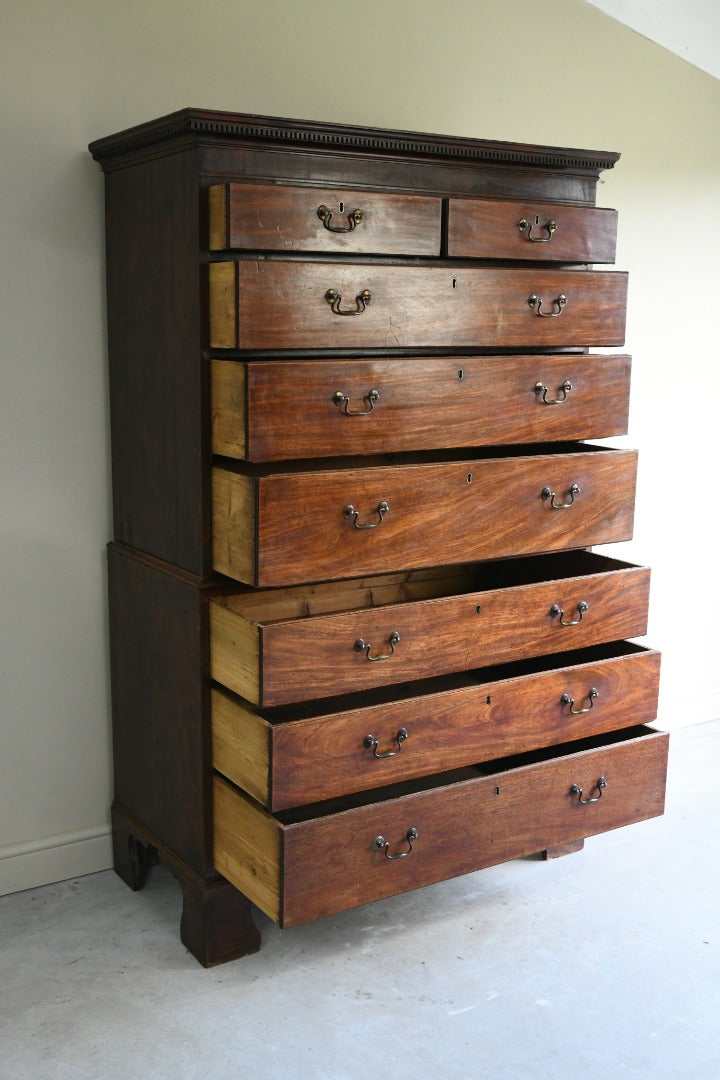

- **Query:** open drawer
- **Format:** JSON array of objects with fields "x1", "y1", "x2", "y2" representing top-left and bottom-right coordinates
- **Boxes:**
[
  {"x1": 212, "y1": 641, "x2": 661, "y2": 810},
  {"x1": 213, "y1": 725, "x2": 669, "y2": 927},
  {"x1": 212, "y1": 444, "x2": 637, "y2": 587},
  {"x1": 209, "y1": 551, "x2": 650, "y2": 707}
]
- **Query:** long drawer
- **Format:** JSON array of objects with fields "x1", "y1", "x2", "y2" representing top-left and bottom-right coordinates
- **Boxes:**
[
  {"x1": 212, "y1": 642, "x2": 661, "y2": 810},
  {"x1": 213, "y1": 725, "x2": 669, "y2": 926},
  {"x1": 209, "y1": 262, "x2": 628, "y2": 351},
  {"x1": 209, "y1": 552, "x2": 649, "y2": 707},
  {"x1": 447, "y1": 196, "x2": 617, "y2": 262},
  {"x1": 208, "y1": 182, "x2": 442, "y2": 256},
  {"x1": 211, "y1": 353, "x2": 632, "y2": 461},
  {"x1": 212, "y1": 444, "x2": 637, "y2": 587}
]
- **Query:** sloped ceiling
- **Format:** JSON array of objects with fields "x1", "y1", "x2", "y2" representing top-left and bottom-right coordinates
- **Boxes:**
[{"x1": 585, "y1": 0, "x2": 720, "y2": 80}]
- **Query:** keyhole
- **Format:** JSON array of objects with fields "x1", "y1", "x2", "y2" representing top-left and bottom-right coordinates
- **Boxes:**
[
  {"x1": 535, "y1": 214, "x2": 540, "y2": 225},
  {"x1": 452, "y1": 278, "x2": 457, "y2": 289},
  {"x1": 486, "y1": 695, "x2": 492, "y2": 705},
  {"x1": 457, "y1": 368, "x2": 464, "y2": 381},
  {"x1": 467, "y1": 472, "x2": 473, "y2": 484},
  {"x1": 339, "y1": 201, "x2": 344, "y2": 213}
]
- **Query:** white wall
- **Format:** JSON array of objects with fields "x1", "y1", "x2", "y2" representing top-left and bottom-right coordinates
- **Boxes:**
[{"x1": 2, "y1": 0, "x2": 719, "y2": 895}]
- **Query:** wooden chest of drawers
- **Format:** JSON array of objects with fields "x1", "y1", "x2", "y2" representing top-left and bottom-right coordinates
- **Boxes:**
[{"x1": 90, "y1": 109, "x2": 667, "y2": 966}]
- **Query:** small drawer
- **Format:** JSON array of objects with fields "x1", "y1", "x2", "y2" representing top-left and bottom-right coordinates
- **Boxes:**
[
  {"x1": 212, "y1": 444, "x2": 637, "y2": 587},
  {"x1": 212, "y1": 641, "x2": 661, "y2": 810},
  {"x1": 212, "y1": 353, "x2": 632, "y2": 461},
  {"x1": 208, "y1": 183, "x2": 442, "y2": 256},
  {"x1": 209, "y1": 261, "x2": 628, "y2": 351},
  {"x1": 213, "y1": 725, "x2": 668, "y2": 926},
  {"x1": 209, "y1": 551, "x2": 649, "y2": 707},
  {"x1": 447, "y1": 197, "x2": 618, "y2": 262}
]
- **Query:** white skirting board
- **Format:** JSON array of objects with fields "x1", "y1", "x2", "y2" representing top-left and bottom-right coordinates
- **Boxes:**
[{"x1": 0, "y1": 825, "x2": 112, "y2": 897}]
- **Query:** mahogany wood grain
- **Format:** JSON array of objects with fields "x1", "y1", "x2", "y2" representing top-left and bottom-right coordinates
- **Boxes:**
[
  {"x1": 447, "y1": 197, "x2": 617, "y2": 262},
  {"x1": 209, "y1": 183, "x2": 442, "y2": 255},
  {"x1": 213, "y1": 727, "x2": 668, "y2": 926},
  {"x1": 212, "y1": 353, "x2": 632, "y2": 461},
  {"x1": 213, "y1": 644, "x2": 661, "y2": 809},
  {"x1": 210, "y1": 554, "x2": 650, "y2": 706},
  {"x1": 209, "y1": 262, "x2": 628, "y2": 351},
  {"x1": 213, "y1": 446, "x2": 638, "y2": 587}
]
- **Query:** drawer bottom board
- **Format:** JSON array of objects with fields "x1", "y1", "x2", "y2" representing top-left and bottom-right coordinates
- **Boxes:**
[{"x1": 214, "y1": 725, "x2": 668, "y2": 927}]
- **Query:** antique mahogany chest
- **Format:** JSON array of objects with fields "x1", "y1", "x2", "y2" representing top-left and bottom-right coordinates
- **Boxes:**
[{"x1": 89, "y1": 109, "x2": 667, "y2": 965}]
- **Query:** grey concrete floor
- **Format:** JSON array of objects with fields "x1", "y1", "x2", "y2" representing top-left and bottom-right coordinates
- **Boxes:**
[{"x1": 1, "y1": 719, "x2": 718, "y2": 1080}]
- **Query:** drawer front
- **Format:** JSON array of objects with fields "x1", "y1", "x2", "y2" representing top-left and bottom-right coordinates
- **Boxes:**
[
  {"x1": 213, "y1": 448, "x2": 637, "y2": 587},
  {"x1": 209, "y1": 183, "x2": 442, "y2": 256},
  {"x1": 213, "y1": 728, "x2": 668, "y2": 926},
  {"x1": 213, "y1": 645, "x2": 661, "y2": 810},
  {"x1": 212, "y1": 353, "x2": 632, "y2": 461},
  {"x1": 256, "y1": 559, "x2": 649, "y2": 706},
  {"x1": 209, "y1": 262, "x2": 628, "y2": 351},
  {"x1": 447, "y1": 197, "x2": 617, "y2": 262}
]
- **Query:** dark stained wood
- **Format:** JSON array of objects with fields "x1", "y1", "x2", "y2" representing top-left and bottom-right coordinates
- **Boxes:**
[
  {"x1": 111, "y1": 801, "x2": 260, "y2": 966},
  {"x1": 107, "y1": 543, "x2": 215, "y2": 875},
  {"x1": 447, "y1": 197, "x2": 617, "y2": 262},
  {"x1": 212, "y1": 262, "x2": 628, "y2": 351},
  {"x1": 217, "y1": 644, "x2": 662, "y2": 810},
  {"x1": 213, "y1": 446, "x2": 638, "y2": 587},
  {"x1": 211, "y1": 183, "x2": 442, "y2": 255},
  {"x1": 89, "y1": 107, "x2": 620, "y2": 176},
  {"x1": 211, "y1": 553, "x2": 650, "y2": 707},
  {"x1": 104, "y1": 147, "x2": 209, "y2": 573},
  {"x1": 213, "y1": 726, "x2": 668, "y2": 927},
  {"x1": 215, "y1": 353, "x2": 632, "y2": 461}
]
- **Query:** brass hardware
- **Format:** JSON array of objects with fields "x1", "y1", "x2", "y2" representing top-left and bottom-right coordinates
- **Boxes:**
[
  {"x1": 518, "y1": 216, "x2": 557, "y2": 242},
  {"x1": 363, "y1": 727, "x2": 409, "y2": 758},
  {"x1": 343, "y1": 500, "x2": 389, "y2": 529},
  {"x1": 570, "y1": 777, "x2": 607, "y2": 804},
  {"x1": 534, "y1": 379, "x2": 572, "y2": 404},
  {"x1": 373, "y1": 827, "x2": 418, "y2": 859},
  {"x1": 317, "y1": 204, "x2": 363, "y2": 232},
  {"x1": 332, "y1": 389, "x2": 380, "y2": 415},
  {"x1": 528, "y1": 293, "x2": 567, "y2": 317},
  {"x1": 550, "y1": 600, "x2": 589, "y2": 626},
  {"x1": 561, "y1": 687, "x2": 599, "y2": 715},
  {"x1": 541, "y1": 483, "x2": 580, "y2": 509},
  {"x1": 325, "y1": 288, "x2": 372, "y2": 316},
  {"x1": 457, "y1": 368, "x2": 464, "y2": 380},
  {"x1": 354, "y1": 630, "x2": 400, "y2": 661}
]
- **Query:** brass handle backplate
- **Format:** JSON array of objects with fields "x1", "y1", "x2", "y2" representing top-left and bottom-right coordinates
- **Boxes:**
[
  {"x1": 541, "y1": 484, "x2": 580, "y2": 509},
  {"x1": 354, "y1": 630, "x2": 400, "y2": 661},
  {"x1": 343, "y1": 501, "x2": 389, "y2": 529},
  {"x1": 570, "y1": 777, "x2": 607, "y2": 804},
  {"x1": 363, "y1": 727, "x2": 409, "y2": 758},
  {"x1": 561, "y1": 687, "x2": 599, "y2": 715},
  {"x1": 317, "y1": 204, "x2": 363, "y2": 233},
  {"x1": 534, "y1": 380, "x2": 572, "y2": 404},
  {"x1": 325, "y1": 288, "x2": 371, "y2": 316},
  {"x1": 528, "y1": 293, "x2": 566, "y2": 317},
  {"x1": 518, "y1": 216, "x2": 557, "y2": 242},
  {"x1": 332, "y1": 389, "x2": 380, "y2": 415},
  {"x1": 550, "y1": 601, "x2": 589, "y2": 626},
  {"x1": 373, "y1": 827, "x2": 418, "y2": 859}
]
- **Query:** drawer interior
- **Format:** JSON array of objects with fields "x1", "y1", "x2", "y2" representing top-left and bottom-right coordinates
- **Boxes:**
[
  {"x1": 216, "y1": 550, "x2": 642, "y2": 626},
  {"x1": 218, "y1": 440, "x2": 624, "y2": 477}
]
